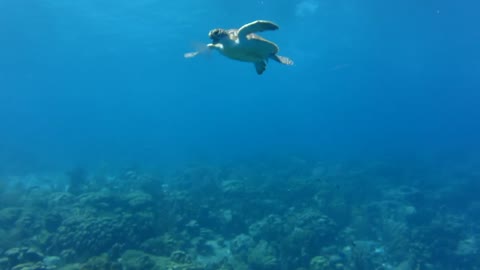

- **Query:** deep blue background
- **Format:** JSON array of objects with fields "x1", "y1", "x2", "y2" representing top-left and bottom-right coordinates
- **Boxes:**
[{"x1": 1, "y1": 0, "x2": 479, "y2": 172}]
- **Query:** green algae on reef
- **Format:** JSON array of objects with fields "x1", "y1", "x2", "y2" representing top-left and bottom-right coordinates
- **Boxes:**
[{"x1": 1, "y1": 159, "x2": 480, "y2": 270}]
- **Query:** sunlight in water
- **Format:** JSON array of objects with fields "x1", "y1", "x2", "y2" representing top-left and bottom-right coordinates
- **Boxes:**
[{"x1": 295, "y1": 0, "x2": 319, "y2": 17}]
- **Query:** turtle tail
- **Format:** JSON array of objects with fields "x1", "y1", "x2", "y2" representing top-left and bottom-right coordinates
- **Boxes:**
[{"x1": 271, "y1": 54, "x2": 294, "y2": 65}]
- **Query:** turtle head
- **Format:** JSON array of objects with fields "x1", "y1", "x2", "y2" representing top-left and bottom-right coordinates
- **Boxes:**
[{"x1": 208, "y1": 28, "x2": 229, "y2": 43}]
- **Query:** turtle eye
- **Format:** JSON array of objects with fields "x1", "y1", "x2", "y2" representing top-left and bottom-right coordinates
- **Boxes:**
[{"x1": 209, "y1": 29, "x2": 218, "y2": 39}]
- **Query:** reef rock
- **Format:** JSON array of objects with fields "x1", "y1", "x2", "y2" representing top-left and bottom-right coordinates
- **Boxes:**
[
  {"x1": 248, "y1": 215, "x2": 285, "y2": 241},
  {"x1": 4, "y1": 247, "x2": 44, "y2": 266},
  {"x1": 125, "y1": 191, "x2": 154, "y2": 209},
  {"x1": 247, "y1": 240, "x2": 278, "y2": 270},
  {"x1": 50, "y1": 210, "x2": 154, "y2": 257},
  {"x1": 80, "y1": 253, "x2": 121, "y2": 270},
  {"x1": 310, "y1": 256, "x2": 328, "y2": 270},
  {"x1": 0, "y1": 207, "x2": 22, "y2": 227},
  {"x1": 230, "y1": 234, "x2": 255, "y2": 259},
  {"x1": 11, "y1": 262, "x2": 47, "y2": 270},
  {"x1": 0, "y1": 257, "x2": 9, "y2": 269},
  {"x1": 120, "y1": 250, "x2": 156, "y2": 270},
  {"x1": 141, "y1": 234, "x2": 182, "y2": 256},
  {"x1": 220, "y1": 180, "x2": 246, "y2": 195},
  {"x1": 43, "y1": 256, "x2": 62, "y2": 269}
]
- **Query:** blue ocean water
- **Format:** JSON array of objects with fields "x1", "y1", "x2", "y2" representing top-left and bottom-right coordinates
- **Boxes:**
[
  {"x1": 1, "y1": 2, "x2": 480, "y2": 269},
  {"x1": 1, "y1": 0, "x2": 478, "y2": 172}
]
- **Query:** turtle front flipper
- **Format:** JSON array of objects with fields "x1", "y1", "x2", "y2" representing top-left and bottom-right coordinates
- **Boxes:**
[
  {"x1": 207, "y1": 43, "x2": 224, "y2": 51},
  {"x1": 238, "y1": 20, "x2": 279, "y2": 39},
  {"x1": 184, "y1": 51, "x2": 200, "y2": 58},
  {"x1": 254, "y1": 61, "x2": 267, "y2": 75},
  {"x1": 184, "y1": 43, "x2": 221, "y2": 58}
]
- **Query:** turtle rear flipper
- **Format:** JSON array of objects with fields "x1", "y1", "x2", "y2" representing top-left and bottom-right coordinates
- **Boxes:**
[
  {"x1": 254, "y1": 61, "x2": 267, "y2": 75},
  {"x1": 238, "y1": 20, "x2": 279, "y2": 39},
  {"x1": 271, "y1": 54, "x2": 294, "y2": 65}
]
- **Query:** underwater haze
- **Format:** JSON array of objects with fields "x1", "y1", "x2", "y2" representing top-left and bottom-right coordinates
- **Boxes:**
[
  {"x1": 1, "y1": 1, "x2": 480, "y2": 270},
  {"x1": 1, "y1": 0, "x2": 479, "y2": 172}
]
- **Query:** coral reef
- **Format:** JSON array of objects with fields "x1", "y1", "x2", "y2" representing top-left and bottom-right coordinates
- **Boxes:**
[{"x1": 0, "y1": 159, "x2": 479, "y2": 270}]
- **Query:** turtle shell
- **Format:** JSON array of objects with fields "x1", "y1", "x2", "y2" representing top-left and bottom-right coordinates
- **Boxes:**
[{"x1": 221, "y1": 30, "x2": 279, "y2": 62}]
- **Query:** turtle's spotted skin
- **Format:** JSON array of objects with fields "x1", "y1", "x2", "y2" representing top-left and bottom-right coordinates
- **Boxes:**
[{"x1": 185, "y1": 20, "x2": 294, "y2": 75}]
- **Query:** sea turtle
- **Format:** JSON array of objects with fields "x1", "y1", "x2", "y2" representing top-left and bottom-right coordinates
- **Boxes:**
[{"x1": 184, "y1": 20, "x2": 294, "y2": 75}]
